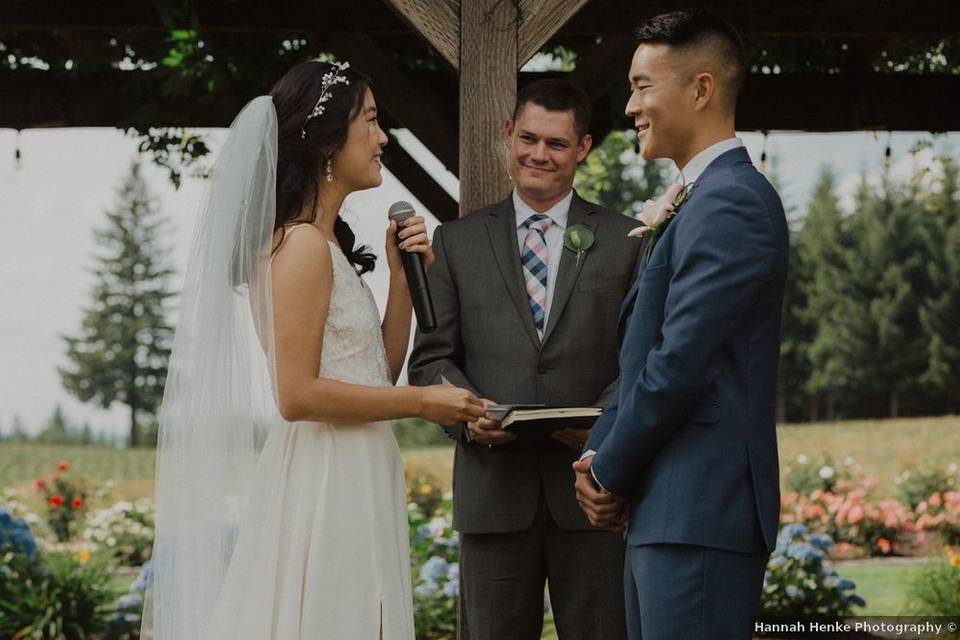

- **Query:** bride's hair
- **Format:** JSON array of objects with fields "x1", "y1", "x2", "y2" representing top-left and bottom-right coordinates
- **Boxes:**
[{"x1": 269, "y1": 60, "x2": 377, "y2": 274}]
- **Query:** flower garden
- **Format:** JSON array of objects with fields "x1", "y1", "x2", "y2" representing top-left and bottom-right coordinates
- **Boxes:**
[{"x1": 2, "y1": 419, "x2": 960, "y2": 639}]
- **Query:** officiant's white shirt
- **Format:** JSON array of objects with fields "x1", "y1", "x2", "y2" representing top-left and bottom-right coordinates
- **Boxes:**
[{"x1": 512, "y1": 188, "x2": 573, "y2": 329}]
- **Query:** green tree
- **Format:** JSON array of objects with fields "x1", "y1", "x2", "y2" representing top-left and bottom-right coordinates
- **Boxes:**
[
  {"x1": 842, "y1": 174, "x2": 927, "y2": 417},
  {"x1": 37, "y1": 404, "x2": 72, "y2": 444},
  {"x1": 798, "y1": 166, "x2": 851, "y2": 420},
  {"x1": 60, "y1": 161, "x2": 175, "y2": 447},
  {"x1": 918, "y1": 155, "x2": 960, "y2": 411},
  {"x1": 575, "y1": 130, "x2": 672, "y2": 216}
]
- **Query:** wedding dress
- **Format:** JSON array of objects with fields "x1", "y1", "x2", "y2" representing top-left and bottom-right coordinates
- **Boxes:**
[
  {"x1": 144, "y1": 96, "x2": 414, "y2": 640},
  {"x1": 204, "y1": 231, "x2": 415, "y2": 639}
]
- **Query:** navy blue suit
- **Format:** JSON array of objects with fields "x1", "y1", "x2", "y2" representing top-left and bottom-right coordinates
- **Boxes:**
[{"x1": 585, "y1": 147, "x2": 788, "y2": 639}]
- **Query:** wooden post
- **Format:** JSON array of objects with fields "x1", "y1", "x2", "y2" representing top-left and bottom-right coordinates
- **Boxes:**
[{"x1": 458, "y1": 0, "x2": 516, "y2": 215}]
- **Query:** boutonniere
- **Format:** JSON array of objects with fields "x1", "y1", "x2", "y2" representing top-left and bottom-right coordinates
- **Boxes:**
[
  {"x1": 563, "y1": 224, "x2": 595, "y2": 267},
  {"x1": 628, "y1": 182, "x2": 694, "y2": 260}
]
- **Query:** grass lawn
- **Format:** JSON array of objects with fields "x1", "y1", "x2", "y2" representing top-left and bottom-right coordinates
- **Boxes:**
[{"x1": 833, "y1": 559, "x2": 933, "y2": 615}]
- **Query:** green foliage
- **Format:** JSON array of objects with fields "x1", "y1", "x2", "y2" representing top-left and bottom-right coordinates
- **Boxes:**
[
  {"x1": 392, "y1": 419, "x2": 455, "y2": 449},
  {"x1": 761, "y1": 524, "x2": 866, "y2": 618},
  {"x1": 59, "y1": 162, "x2": 175, "y2": 448},
  {"x1": 895, "y1": 465, "x2": 958, "y2": 511},
  {"x1": 783, "y1": 453, "x2": 852, "y2": 495},
  {"x1": 905, "y1": 551, "x2": 960, "y2": 615},
  {"x1": 574, "y1": 130, "x2": 671, "y2": 216},
  {"x1": 0, "y1": 550, "x2": 115, "y2": 640},
  {"x1": 408, "y1": 496, "x2": 458, "y2": 640}
]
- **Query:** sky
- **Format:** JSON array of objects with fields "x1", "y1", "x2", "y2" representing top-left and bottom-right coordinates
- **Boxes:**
[{"x1": 0, "y1": 125, "x2": 957, "y2": 440}]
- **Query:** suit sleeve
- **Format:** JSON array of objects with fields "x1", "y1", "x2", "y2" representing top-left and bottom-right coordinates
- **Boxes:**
[
  {"x1": 408, "y1": 225, "x2": 480, "y2": 443},
  {"x1": 592, "y1": 186, "x2": 778, "y2": 495}
]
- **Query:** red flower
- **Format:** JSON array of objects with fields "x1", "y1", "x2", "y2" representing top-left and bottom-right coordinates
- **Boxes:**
[
  {"x1": 71, "y1": 497, "x2": 84, "y2": 510},
  {"x1": 34, "y1": 479, "x2": 47, "y2": 490},
  {"x1": 57, "y1": 461, "x2": 69, "y2": 471},
  {"x1": 50, "y1": 494, "x2": 64, "y2": 508},
  {"x1": 876, "y1": 537, "x2": 891, "y2": 554}
]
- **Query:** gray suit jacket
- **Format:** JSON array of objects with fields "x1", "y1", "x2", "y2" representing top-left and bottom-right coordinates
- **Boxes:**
[{"x1": 408, "y1": 192, "x2": 640, "y2": 533}]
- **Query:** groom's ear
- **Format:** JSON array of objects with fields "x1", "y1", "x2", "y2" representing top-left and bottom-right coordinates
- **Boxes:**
[
  {"x1": 693, "y1": 72, "x2": 716, "y2": 112},
  {"x1": 576, "y1": 134, "x2": 593, "y2": 162},
  {"x1": 503, "y1": 119, "x2": 515, "y2": 148}
]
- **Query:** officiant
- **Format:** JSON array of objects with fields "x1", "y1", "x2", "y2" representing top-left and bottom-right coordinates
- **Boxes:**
[{"x1": 409, "y1": 79, "x2": 639, "y2": 640}]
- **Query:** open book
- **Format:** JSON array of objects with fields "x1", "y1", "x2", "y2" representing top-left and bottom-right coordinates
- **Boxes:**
[{"x1": 485, "y1": 405, "x2": 603, "y2": 450}]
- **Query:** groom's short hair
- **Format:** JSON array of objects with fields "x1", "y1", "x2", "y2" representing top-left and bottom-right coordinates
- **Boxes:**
[
  {"x1": 634, "y1": 10, "x2": 746, "y2": 109},
  {"x1": 513, "y1": 79, "x2": 592, "y2": 140}
]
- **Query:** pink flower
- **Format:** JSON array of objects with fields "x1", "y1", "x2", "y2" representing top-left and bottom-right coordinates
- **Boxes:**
[
  {"x1": 628, "y1": 182, "x2": 686, "y2": 238},
  {"x1": 57, "y1": 461, "x2": 69, "y2": 472}
]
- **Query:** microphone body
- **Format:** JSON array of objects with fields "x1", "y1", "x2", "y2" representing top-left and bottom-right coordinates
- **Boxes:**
[{"x1": 388, "y1": 201, "x2": 438, "y2": 333}]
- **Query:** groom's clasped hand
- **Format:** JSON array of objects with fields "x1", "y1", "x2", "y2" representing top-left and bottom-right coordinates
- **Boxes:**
[{"x1": 572, "y1": 455, "x2": 628, "y2": 532}]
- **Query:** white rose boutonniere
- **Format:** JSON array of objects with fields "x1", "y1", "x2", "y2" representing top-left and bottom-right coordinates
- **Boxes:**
[{"x1": 628, "y1": 181, "x2": 694, "y2": 261}]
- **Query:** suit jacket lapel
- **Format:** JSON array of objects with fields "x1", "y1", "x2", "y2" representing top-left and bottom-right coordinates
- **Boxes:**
[
  {"x1": 485, "y1": 197, "x2": 542, "y2": 350},
  {"x1": 541, "y1": 194, "x2": 596, "y2": 346}
]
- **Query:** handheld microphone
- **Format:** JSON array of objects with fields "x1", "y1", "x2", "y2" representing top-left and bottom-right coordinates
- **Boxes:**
[{"x1": 387, "y1": 201, "x2": 437, "y2": 333}]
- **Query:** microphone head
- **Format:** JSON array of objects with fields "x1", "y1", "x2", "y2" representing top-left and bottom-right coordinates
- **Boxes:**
[{"x1": 388, "y1": 200, "x2": 416, "y2": 224}]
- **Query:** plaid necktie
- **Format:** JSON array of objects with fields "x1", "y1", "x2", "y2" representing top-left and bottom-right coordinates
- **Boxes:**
[{"x1": 521, "y1": 213, "x2": 552, "y2": 335}]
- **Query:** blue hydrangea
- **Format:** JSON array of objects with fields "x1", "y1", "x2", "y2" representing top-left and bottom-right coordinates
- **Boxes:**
[
  {"x1": 116, "y1": 593, "x2": 143, "y2": 611},
  {"x1": 420, "y1": 556, "x2": 448, "y2": 582},
  {"x1": 780, "y1": 523, "x2": 808, "y2": 541},
  {"x1": 808, "y1": 533, "x2": 834, "y2": 551},
  {"x1": 130, "y1": 561, "x2": 153, "y2": 592},
  {"x1": 836, "y1": 578, "x2": 856, "y2": 591},
  {"x1": 443, "y1": 579, "x2": 459, "y2": 598},
  {"x1": 768, "y1": 555, "x2": 788, "y2": 569},
  {"x1": 785, "y1": 585, "x2": 801, "y2": 599},
  {"x1": 846, "y1": 594, "x2": 866, "y2": 608},
  {"x1": 0, "y1": 507, "x2": 37, "y2": 558},
  {"x1": 446, "y1": 563, "x2": 460, "y2": 582},
  {"x1": 415, "y1": 580, "x2": 439, "y2": 598}
]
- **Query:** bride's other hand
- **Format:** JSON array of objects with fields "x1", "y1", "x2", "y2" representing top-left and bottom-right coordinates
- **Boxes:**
[
  {"x1": 386, "y1": 216, "x2": 434, "y2": 272},
  {"x1": 419, "y1": 385, "x2": 486, "y2": 426}
]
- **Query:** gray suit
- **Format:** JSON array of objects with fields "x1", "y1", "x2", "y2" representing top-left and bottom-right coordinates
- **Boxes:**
[{"x1": 409, "y1": 191, "x2": 639, "y2": 639}]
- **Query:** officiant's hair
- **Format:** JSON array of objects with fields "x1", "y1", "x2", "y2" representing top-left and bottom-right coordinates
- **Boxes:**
[
  {"x1": 269, "y1": 60, "x2": 377, "y2": 274},
  {"x1": 512, "y1": 79, "x2": 592, "y2": 140},
  {"x1": 634, "y1": 10, "x2": 746, "y2": 109}
]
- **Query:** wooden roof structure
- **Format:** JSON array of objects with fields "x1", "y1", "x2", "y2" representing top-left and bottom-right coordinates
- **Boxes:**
[{"x1": 4, "y1": 0, "x2": 960, "y2": 220}]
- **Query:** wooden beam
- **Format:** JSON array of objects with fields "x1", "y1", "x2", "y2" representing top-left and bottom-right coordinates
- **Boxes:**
[
  {"x1": 560, "y1": 0, "x2": 960, "y2": 38},
  {"x1": 459, "y1": 0, "x2": 516, "y2": 215},
  {"x1": 382, "y1": 131, "x2": 459, "y2": 222},
  {"x1": 381, "y1": 0, "x2": 460, "y2": 70},
  {"x1": 517, "y1": 0, "x2": 591, "y2": 66},
  {"x1": 327, "y1": 31, "x2": 459, "y2": 174},
  {"x1": 5, "y1": 69, "x2": 960, "y2": 134}
]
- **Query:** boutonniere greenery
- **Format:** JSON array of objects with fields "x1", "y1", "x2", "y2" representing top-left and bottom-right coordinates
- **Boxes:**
[
  {"x1": 563, "y1": 224, "x2": 595, "y2": 267},
  {"x1": 628, "y1": 182, "x2": 695, "y2": 261}
]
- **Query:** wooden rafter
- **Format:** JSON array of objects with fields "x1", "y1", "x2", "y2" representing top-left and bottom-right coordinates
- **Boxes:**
[
  {"x1": 517, "y1": 0, "x2": 591, "y2": 66},
  {"x1": 381, "y1": 0, "x2": 460, "y2": 70}
]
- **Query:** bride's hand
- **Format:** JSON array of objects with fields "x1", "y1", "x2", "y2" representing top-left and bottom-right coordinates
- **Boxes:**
[
  {"x1": 418, "y1": 385, "x2": 486, "y2": 426},
  {"x1": 385, "y1": 216, "x2": 434, "y2": 274}
]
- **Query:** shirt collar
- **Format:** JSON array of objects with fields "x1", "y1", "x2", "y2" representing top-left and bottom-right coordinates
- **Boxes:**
[
  {"x1": 513, "y1": 189, "x2": 573, "y2": 230},
  {"x1": 676, "y1": 137, "x2": 744, "y2": 186}
]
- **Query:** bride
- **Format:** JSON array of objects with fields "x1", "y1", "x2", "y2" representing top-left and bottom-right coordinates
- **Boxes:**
[{"x1": 144, "y1": 60, "x2": 485, "y2": 639}]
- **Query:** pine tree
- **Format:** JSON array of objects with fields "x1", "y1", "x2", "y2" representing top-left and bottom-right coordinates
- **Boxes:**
[
  {"x1": 60, "y1": 161, "x2": 175, "y2": 447},
  {"x1": 843, "y1": 174, "x2": 927, "y2": 417},
  {"x1": 798, "y1": 166, "x2": 851, "y2": 420},
  {"x1": 10, "y1": 415, "x2": 29, "y2": 442},
  {"x1": 38, "y1": 404, "x2": 72, "y2": 444},
  {"x1": 919, "y1": 155, "x2": 960, "y2": 411}
]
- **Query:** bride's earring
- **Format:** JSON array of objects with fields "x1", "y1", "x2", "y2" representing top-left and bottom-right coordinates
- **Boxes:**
[{"x1": 325, "y1": 158, "x2": 334, "y2": 182}]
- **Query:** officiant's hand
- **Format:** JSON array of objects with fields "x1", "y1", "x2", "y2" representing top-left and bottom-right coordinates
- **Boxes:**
[
  {"x1": 386, "y1": 216, "x2": 435, "y2": 273},
  {"x1": 551, "y1": 427, "x2": 591, "y2": 452},
  {"x1": 572, "y1": 456, "x2": 629, "y2": 532},
  {"x1": 464, "y1": 400, "x2": 517, "y2": 446}
]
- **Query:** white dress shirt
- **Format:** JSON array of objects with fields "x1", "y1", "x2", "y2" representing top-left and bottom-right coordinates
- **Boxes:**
[
  {"x1": 512, "y1": 189, "x2": 573, "y2": 330},
  {"x1": 675, "y1": 137, "x2": 744, "y2": 186}
]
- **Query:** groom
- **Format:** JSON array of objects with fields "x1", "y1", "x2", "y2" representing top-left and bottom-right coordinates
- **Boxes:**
[
  {"x1": 575, "y1": 10, "x2": 788, "y2": 640},
  {"x1": 409, "y1": 79, "x2": 637, "y2": 639}
]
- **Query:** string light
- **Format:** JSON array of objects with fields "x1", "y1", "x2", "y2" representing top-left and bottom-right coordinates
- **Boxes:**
[
  {"x1": 760, "y1": 130, "x2": 769, "y2": 174},
  {"x1": 14, "y1": 130, "x2": 22, "y2": 169}
]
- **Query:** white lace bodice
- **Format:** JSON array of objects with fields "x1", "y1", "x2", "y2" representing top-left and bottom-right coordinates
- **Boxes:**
[{"x1": 320, "y1": 240, "x2": 392, "y2": 387}]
